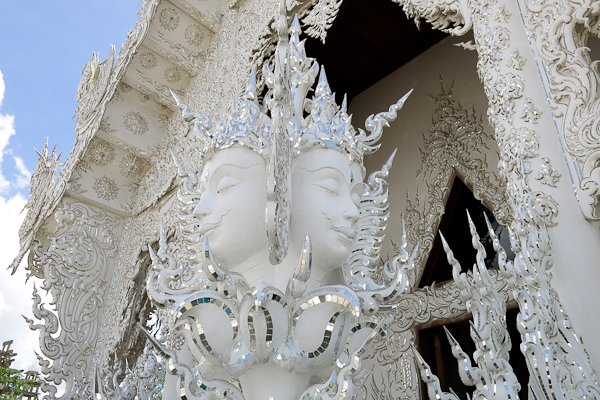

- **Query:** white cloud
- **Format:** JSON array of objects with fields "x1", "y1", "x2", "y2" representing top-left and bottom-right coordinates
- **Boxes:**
[
  {"x1": 0, "y1": 70, "x2": 43, "y2": 372},
  {"x1": 0, "y1": 70, "x2": 18, "y2": 195},
  {"x1": 14, "y1": 156, "x2": 31, "y2": 190}
]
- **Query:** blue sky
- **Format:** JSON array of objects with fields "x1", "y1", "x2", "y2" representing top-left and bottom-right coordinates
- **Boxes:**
[
  {"x1": 0, "y1": 1, "x2": 141, "y2": 192},
  {"x1": 0, "y1": 1, "x2": 142, "y2": 372}
]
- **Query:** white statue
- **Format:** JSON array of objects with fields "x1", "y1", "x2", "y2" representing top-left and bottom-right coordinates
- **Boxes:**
[
  {"x1": 288, "y1": 147, "x2": 363, "y2": 290},
  {"x1": 192, "y1": 146, "x2": 273, "y2": 284},
  {"x1": 144, "y1": 7, "x2": 415, "y2": 400}
]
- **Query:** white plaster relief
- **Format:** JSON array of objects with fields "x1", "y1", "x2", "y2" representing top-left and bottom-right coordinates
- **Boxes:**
[
  {"x1": 301, "y1": 0, "x2": 344, "y2": 43},
  {"x1": 139, "y1": 51, "x2": 159, "y2": 70},
  {"x1": 123, "y1": 111, "x2": 150, "y2": 135},
  {"x1": 27, "y1": 198, "x2": 120, "y2": 400},
  {"x1": 185, "y1": 23, "x2": 206, "y2": 46},
  {"x1": 93, "y1": 176, "x2": 120, "y2": 201},
  {"x1": 88, "y1": 139, "x2": 117, "y2": 166},
  {"x1": 524, "y1": 0, "x2": 600, "y2": 219},
  {"x1": 159, "y1": 7, "x2": 182, "y2": 31}
]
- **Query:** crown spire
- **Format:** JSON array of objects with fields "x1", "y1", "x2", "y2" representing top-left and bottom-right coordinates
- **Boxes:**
[{"x1": 243, "y1": 68, "x2": 257, "y2": 101}]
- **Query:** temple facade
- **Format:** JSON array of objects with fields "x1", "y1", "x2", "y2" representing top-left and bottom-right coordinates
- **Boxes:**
[{"x1": 12, "y1": 0, "x2": 600, "y2": 399}]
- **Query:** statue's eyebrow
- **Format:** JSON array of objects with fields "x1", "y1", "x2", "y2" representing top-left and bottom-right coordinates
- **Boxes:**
[
  {"x1": 297, "y1": 165, "x2": 345, "y2": 176},
  {"x1": 207, "y1": 161, "x2": 261, "y2": 181}
]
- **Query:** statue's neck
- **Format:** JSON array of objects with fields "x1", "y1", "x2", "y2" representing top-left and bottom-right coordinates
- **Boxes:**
[{"x1": 282, "y1": 245, "x2": 340, "y2": 292}]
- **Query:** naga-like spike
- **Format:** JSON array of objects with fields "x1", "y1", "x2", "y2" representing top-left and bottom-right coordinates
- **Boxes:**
[
  {"x1": 410, "y1": 344, "x2": 425, "y2": 365},
  {"x1": 315, "y1": 66, "x2": 332, "y2": 98},
  {"x1": 387, "y1": 148, "x2": 398, "y2": 166},
  {"x1": 95, "y1": 368, "x2": 105, "y2": 399},
  {"x1": 243, "y1": 68, "x2": 258, "y2": 101},
  {"x1": 362, "y1": 89, "x2": 413, "y2": 146},
  {"x1": 439, "y1": 232, "x2": 463, "y2": 281},
  {"x1": 34, "y1": 137, "x2": 49, "y2": 158},
  {"x1": 443, "y1": 325, "x2": 459, "y2": 347},
  {"x1": 287, "y1": 234, "x2": 312, "y2": 298},
  {"x1": 449, "y1": 388, "x2": 460, "y2": 399},
  {"x1": 147, "y1": 243, "x2": 158, "y2": 264},
  {"x1": 340, "y1": 94, "x2": 348, "y2": 113},
  {"x1": 290, "y1": 14, "x2": 302, "y2": 35},
  {"x1": 170, "y1": 150, "x2": 182, "y2": 170},
  {"x1": 170, "y1": 89, "x2": 187, "y2": 113},
  {"x1": 466, "y1": 209, "x2": 481, "y2": 242},
  {"x1": 466, "y1": 209, "x2": 488, "y2": 271}
]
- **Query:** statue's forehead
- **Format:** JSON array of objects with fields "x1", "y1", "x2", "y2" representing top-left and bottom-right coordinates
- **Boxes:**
[
  {"x1": 201, "y1": 146, "x2": 264, "y2": 177},
  {"x1": 294, "y1": 147, "x2": 363, "y2": 180}
]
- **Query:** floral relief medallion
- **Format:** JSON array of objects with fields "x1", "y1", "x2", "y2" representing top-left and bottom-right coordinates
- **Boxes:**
[
  {"x1": 119, "y1": 154, "x2": 146, "y2": 179},
  {"x1": 185, "y1": 24, "x2": 205, "y2": 47},
  {"x1": 123, "y1": 111, "x2": 149, "y2": 135},
  {"x1": 88, "y1": 140, "x2": 116, "y2": 167},
  {"x1": 138, "y1": 92, "x2": 150, "y2": 103},
  {"x1": 159, "y1": 7, "x2": 180, "y2": 31},
  {"x1": 139, "y1": 52, "x2": 158, "y2": 70},
  {"x1": 93, "y1": 176, "x2": 119, "y2": 201},
  {"x1": 164, "y1": 66, "x2": 182, "y2": 83}
]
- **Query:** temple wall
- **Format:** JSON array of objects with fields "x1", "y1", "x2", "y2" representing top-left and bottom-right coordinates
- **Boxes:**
[
  {"x1": 350, "y1": 30, "x2": 600, "y2": 366},
  {"x1": 350, "y1": 33, "x2": 502, "y2": 273}
]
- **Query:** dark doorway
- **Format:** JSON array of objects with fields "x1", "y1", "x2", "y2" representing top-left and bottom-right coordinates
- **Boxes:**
[
  {"x1": 418, "y1": 176, "x2": 511, "y2": 288},
  {"x1": 303, "y1": 0, "x2": 448, "y2": 105},
  {"x1": 417, "y1": 307, "x2": 530, "y2": 400}
]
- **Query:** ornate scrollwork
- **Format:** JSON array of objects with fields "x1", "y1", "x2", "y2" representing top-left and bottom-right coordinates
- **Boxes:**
[
  {"x1": 524, "y1": 0, "x2": 600, "y2": 219},
  {"x1": 25, "y1": 199, "x2": 120, "y2": 400},
  {"x1": 301, "y1": 0, "x2": 344, "y2": 43},
  {"x1": 406, "y1": 82, "x2": 511, "y2": 286}
]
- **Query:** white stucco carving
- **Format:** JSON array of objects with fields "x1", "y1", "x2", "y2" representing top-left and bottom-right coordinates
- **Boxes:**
[{"x1": 14, "y1": 0, "x2": 600, "y2": 399}]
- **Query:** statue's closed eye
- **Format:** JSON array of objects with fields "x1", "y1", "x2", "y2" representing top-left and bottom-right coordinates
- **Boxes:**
[
  {"x1": 316, "y1": 184, "x2": 339, "y2": 196},
  {"x1": 217, "y1": 176, "x2": 243, "y2": 194},
  {"x1": 314, "y1": 178, "x2": 341, "y2": 196}
]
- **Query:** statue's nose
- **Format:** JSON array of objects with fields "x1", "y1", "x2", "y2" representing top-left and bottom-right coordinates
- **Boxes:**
[
  {"x1": 343, "y1": 209, "x2": 359, "y2": 224},
  {"x1": 193, "y1": 203, "x2": 211, "y2": 218}
]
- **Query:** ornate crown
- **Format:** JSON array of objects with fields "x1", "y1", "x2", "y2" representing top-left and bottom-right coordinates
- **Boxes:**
[
  {"x1": 173, "y1": 9, "x2": 411, "y2": 264},
  {"x1": 174, "y1": 14, "x2": 411, "y2": 164}
]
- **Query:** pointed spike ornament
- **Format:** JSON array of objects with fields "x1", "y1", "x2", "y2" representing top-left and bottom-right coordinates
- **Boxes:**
[
  {"x1": 411, "y1": 344, "x2": 461, "y2": 400},
  {"x1": 424, "y1": 213, "x2": 522, "y2": 400},
  {"x1": 243, "y1": 68, "x2": 258, "y2": 101},
  {"x1": 287, "y1": 234, "x2": 312, "y2": 298}
]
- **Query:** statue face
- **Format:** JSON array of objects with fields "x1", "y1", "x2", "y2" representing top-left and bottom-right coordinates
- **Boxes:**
[
  {"x1": 291, "y1": 148, "x2": 364, "y2": 278},
  {"x1": 193, "y1": 146, "x2": 268, "y2": 269}
]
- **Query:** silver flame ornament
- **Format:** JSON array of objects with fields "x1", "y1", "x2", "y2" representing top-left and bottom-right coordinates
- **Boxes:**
[{"x1": 144, "y1": 3, "x2": 414, "y2": 399}]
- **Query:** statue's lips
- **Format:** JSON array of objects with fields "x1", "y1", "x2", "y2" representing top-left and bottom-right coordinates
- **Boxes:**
[
  {"x1": 198, "y1": 223, "x2": 219, "y2": 236},
  {"x1": 333, "y1": 227, "x2": 356, "y2": 243}
]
